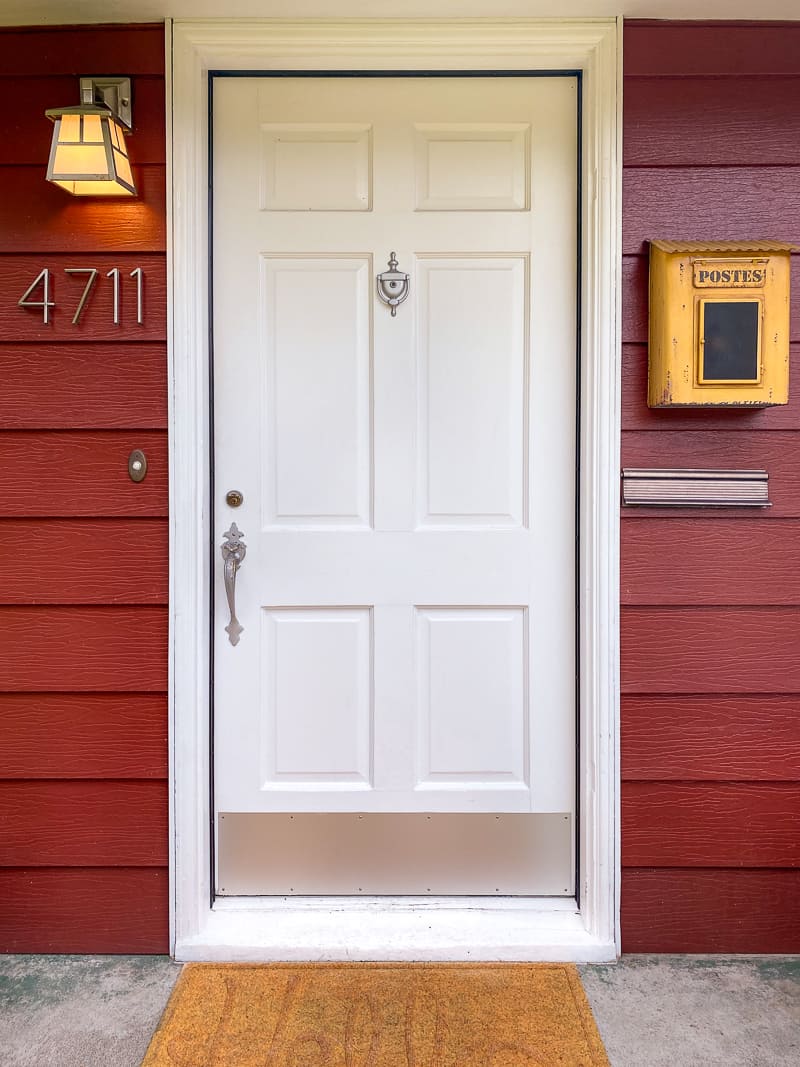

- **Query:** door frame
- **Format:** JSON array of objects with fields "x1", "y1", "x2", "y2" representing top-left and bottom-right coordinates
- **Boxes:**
[{"x1": 169, "y1": 17, "x2": 621, "y2": 962}]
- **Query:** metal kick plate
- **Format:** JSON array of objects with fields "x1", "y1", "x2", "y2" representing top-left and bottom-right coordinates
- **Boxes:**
[{"x1": 217, "y1": 812, "x2": 573, "y2": 897}]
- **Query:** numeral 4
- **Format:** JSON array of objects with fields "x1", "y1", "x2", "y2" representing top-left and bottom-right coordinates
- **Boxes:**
[{"x1": 18, "y1": 268, "x2": 55, "y2": 324}]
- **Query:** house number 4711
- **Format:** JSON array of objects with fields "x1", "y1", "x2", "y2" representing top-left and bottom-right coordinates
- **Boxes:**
[{"x1": 18, "y1": 267, "x2": 144, "y2": 325}]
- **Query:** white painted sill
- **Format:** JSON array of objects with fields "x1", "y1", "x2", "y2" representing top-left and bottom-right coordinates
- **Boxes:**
[{"x1": 175, "y1": 897, "x2": 615, "y2": 963}]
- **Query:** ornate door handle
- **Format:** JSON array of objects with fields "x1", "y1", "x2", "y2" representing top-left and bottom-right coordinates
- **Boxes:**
[
  {"x1": 221, "y1": 523, "x2": 246, "y2": 646},
  {"x1": 376, "y1": 252, "x2": 410, "y2": 316}
]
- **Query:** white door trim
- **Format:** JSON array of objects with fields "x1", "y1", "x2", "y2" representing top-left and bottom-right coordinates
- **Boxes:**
[{"x1": 169, "y1": 17, "x2": 621, "y2": 962}]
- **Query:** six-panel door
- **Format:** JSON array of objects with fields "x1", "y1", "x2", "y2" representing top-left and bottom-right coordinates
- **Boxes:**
[{"x1": 213, "y1": 76, "x2": 577, "y2": 894}]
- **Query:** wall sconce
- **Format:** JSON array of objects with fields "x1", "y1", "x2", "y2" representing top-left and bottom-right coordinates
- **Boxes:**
[{"x1": 45, "y1": 76, "x2": 135, "y2": 196}]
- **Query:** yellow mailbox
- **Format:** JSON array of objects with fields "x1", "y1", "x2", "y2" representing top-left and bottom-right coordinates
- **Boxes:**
[{"x1": 648, "y1": 240, "x2": 793, "y2": 407}]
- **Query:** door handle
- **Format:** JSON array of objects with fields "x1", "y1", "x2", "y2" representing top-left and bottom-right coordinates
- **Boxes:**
[{"x1": 221, "y1": 523, "x2": 246, "y2": 646}]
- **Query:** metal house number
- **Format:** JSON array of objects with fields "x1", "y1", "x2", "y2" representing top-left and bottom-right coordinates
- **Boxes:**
[{"x1": 17, "y1": 267, "x2": 145, "y2": 325}]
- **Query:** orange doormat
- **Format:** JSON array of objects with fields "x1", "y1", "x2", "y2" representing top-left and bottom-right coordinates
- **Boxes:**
[{"x1": 141, "y1": 962, "x2": 609, "y2": 1066}]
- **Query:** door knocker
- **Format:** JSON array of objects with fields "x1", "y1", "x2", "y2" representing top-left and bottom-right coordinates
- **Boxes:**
[{"x1": 376, "y1": 252, "x2": 410, "y2": 316}]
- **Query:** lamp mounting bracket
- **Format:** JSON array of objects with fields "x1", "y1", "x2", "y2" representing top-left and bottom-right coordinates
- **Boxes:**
[{"x1": 79, "y1": 76, "x2": 132, "y2": 129}]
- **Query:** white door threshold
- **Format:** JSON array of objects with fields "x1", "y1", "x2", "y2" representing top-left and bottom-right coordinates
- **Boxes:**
[{"x1": 175, "y1": 897, "x2": 616, "y2": 963}]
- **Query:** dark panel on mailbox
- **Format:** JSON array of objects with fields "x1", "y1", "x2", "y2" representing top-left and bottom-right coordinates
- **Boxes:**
[{"x1": 702, "y1": 301, "x2": 760, "y2": 382}]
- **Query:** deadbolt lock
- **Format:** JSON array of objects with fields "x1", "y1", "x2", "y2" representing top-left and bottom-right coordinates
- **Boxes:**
[{"x1": 226, "y1": 489, "x2": 244, "y2": 508}]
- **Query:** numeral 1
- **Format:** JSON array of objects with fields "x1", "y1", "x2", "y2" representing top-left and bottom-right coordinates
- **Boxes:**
[
  {"x1": 18, "y1": 268, "x2": 55, "y2": 324},
  {"x1": 106, "y1": 268, "x2": 120, "y2": 325},
  {"x1": 130, "y1": 267, "x2": 144, "y2": 325}
]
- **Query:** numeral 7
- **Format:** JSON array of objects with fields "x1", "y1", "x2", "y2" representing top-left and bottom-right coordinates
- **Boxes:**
[{"x1": 65, "y1": 268, "x2": 99, "y2": 324}]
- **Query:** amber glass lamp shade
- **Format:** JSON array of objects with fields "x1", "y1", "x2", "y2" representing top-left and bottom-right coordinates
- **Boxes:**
[{"x1": 45, "y1": 103, "x2": 136, "y2": 196}]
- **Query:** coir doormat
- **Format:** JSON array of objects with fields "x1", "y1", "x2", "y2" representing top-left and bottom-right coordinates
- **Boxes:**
[{"x1": 141, "y1": 962, "x2": 609, "y2": 1066}]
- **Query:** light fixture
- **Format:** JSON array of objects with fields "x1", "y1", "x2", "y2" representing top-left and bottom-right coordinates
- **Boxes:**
[{"x1": 45, "y1": 76, "x2": 135, "y2": 196}]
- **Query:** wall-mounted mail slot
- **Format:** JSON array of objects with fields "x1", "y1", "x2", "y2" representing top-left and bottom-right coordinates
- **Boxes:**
[
  {"x1": 622, "y1": 469, "x2": 771, "y2": 508},
  {"x1": 648, "y1": 240, "x2": 794, "y2": 407}
]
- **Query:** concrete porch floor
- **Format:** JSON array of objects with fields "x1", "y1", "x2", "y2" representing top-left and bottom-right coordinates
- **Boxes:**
[{"x1": 1, "y1": 955, "x2": 798, "y2": 1066}]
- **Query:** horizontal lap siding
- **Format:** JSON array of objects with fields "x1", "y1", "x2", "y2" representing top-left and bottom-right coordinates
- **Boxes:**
[
  {"x1": 0, "y1": 868, "x2": 169, "y2": 953},
  {"x1": 0, "y1": 520, "x2": 168, "y2": 602},
  {"x1": 0, "y1": 431, "x2": 168, "y2": 515},
  {"x1": 0, "y1": 168, "x2": 166, "y2": 252},
  {"x1": 0, "y1": 255, "x2": 167, "y2": 340},
  {"x1": 0, "y1": 25, "x2": 168, "y2": 953},
  {"x1": 0, "y1": 781, "x2": 168, "y2": 866},
  {"x1": 0, "y1": 346, "x2": 168, "y2": 427},
  {"x1": 622, "y1": 696, "x2": 800, "y2": 781},
  {"x1": 623, "y1": 783, "x2": 800, "y2": 868},
  {"x1": 0, "y1": 77, "x2": 166, "y2": 164},
  {"x1": 0, "y1": 694, "x2": 168, "y2": 778},
  {"x1": 622, "y1": 520, "x2": 800, "y2": 604},
  {"x1": 622, "y1": 21, "x2": 800, "y2": 953},
  {"x1": 0, "y1": 607, "x2": 168, "y2": 691},
  {"x1": 622, "y1": 869, "x2": 800, "y2": 954},
  {"x1": 623, "y1": 168, "x2": 800, "y2": 254},
  {"x1": 623, "y1": 431, "x2": 800, "y2": 517},
  {"x1": 622, "y1": 608, "x2": 800, "y2": 693}
]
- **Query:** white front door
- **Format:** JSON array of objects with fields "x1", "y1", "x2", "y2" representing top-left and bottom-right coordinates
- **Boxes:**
[{"x1": 212, "y1": 74, "x2": 577, "y2": 897}]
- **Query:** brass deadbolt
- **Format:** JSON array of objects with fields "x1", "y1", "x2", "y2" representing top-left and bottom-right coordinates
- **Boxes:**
[{"x1": 226, "y1": 489, "x2": 244, "y2": 508}]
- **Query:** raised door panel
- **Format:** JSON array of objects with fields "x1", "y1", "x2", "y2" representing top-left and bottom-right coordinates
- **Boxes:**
[
  {"x1": 260, "y1": 257, "x2": 372, "y2": 528},
  {"x1": 414, "y1": 124, "x2": 530, "y2": 211},
  {"x1": 416, "y1": 256, "x2": 526, "y2": 528},
  {"x1": 260, "y1": 124, "x2": 372, "y2": 211},
  {"x1": 416, "y1": 607, "x2": 528, "y2": 792},
  {"x1": 260, "y1": 608, "x2": 373, "y2": 790}
]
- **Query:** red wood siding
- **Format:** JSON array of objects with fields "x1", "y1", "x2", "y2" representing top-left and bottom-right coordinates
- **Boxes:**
[
  {"x1": 0, "y1": 869, "x2": 169, "y2": 954},
  {"x1": 0, "y1": 694, "x2": 168, "y2": 778},
  {"x1": 0, "y1": 607, "x2": 168, "y2": 691},
  {"x1": 0, "y1": 346, "x2": 168, "y2": 428},
  {"x1": 0, "y1": 431, "x2": 168, "y2": 516},
  {"x1": 622, "y1": 520, "x2": 800, "y2": 605},
  {"x1": 0, "y1": 520, "x2": 168, "y2": 603},
  {"x1": 0, "y1": 781, "x2": 168, "y2": 866},
  {"x1": 623, "y1": 783, "x2": 800, "y2": 868},
  {"x1": 0, "y1": 26, "x2": 166, "y2": 76},
  {"x1": 622, "y1": 869, "x2": 800, "y2": 954},
  {"x1": 0, "y1": 169, "x2": 166, "y2": 252},
  {"x1": 622, "y1": 608, "x2": 800, "y2": 694},
  {"x1": 0, "y1": 255, "x2": 167, "y2": 340},
  {"x1": 0, "y1": 24, "x2": 168, "y2": 953},
  {"x1": 622, "y1": 696, "x2": 800, "y2": 781},
  {"x1": 0, "y1": 76, "x2": 166, "y2": 164},
  {"x1": 621, "y1": 20, "x2": 800, "y2": 953}
]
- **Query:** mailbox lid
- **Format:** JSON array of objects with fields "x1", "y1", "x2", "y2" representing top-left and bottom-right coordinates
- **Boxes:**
[{"x1": 649, "y1": 240, "x2": 797, "y2": 256}]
